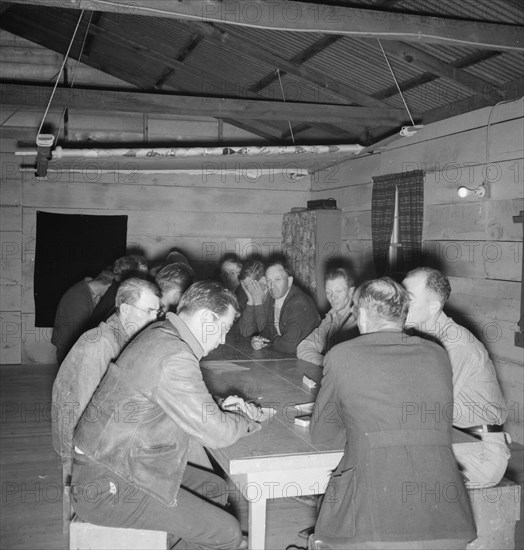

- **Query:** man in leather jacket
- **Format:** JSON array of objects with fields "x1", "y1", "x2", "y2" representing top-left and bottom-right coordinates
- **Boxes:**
[{"x1": 71, "y1": 281, "x2": 260, "y2": 550}]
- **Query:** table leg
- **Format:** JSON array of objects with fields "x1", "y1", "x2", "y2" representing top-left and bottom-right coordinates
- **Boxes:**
[{"x1": 248, "y1": 497, "x2": 267, "y2": 550}]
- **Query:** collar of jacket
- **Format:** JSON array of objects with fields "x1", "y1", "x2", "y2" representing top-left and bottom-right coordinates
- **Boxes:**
[
  {"x1": 106, "y1": 312, "x2": 128, "y2": 348},
  {"x1": 164, "y1": 312, "x2": 205, "y2": 360},
  {"x1": 270, "y1": 282, "x2": 300, "y2": 307}
]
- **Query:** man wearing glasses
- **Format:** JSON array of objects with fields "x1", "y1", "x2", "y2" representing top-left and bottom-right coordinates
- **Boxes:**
[{"x1": 52, "y1": 277, "x2": 162, "y2": 463}]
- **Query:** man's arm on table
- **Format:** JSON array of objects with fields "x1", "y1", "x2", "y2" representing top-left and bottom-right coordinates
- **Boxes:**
[
  {"x1": 297, "y1": 314, "x2": 333, "y2": 365},
  {"x1": 155, "y1": 349, "x2": 260, "y2": 448}
]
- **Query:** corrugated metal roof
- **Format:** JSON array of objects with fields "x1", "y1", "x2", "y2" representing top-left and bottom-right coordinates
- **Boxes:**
[{"x1": 1, "y1": 1, "x2": 522, "y2": 145}]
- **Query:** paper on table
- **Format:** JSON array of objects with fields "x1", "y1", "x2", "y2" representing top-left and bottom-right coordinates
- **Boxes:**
[
  {"x1": 294, "y1": 415, "x2": 311, "y2": 427},
  {"x1": 201, "y1": 361, "x2": 251, "y2": 373},
  {"x1": 294, "y1": 402, "x2": 315, "y2": 414},
  {"x1": 302, "y1": 375, "x2": 317, "y2": 389}
]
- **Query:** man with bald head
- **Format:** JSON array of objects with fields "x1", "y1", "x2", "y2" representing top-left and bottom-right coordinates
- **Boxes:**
[{"x1": 311, "y1": 277, "x2": 475, "y2": 549}]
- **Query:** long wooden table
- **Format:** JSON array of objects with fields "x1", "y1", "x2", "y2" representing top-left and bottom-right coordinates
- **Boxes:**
[
  {"x1": 203, "y1": 334, "x2": 476, "y2": 550},
  {"x1": 204, "y1": 333, "x2": 341, "y2": 550}
]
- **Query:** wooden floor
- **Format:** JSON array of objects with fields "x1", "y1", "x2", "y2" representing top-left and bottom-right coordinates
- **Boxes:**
[{"x1": 1, "y1": 363, "x2": 522, "y2": 550}]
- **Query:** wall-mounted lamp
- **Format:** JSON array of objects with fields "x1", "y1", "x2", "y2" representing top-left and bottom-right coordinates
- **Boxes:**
[{"x1": 457, "y1": 181, "x2": 490, "y2": 199}]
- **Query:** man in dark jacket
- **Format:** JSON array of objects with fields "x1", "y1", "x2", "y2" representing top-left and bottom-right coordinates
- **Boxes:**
[
  {"x1": 51, "y1": 268, "x2": 113, "y2": 364},
  {"x1": 239, "y1": 260, "x2": 320, "y2": 353},
  {"x1": 71, "y1": 281, "x2": 260, "y2": 550},
  {"x1": 310, "y1": 278, "x2": 476, "y2": 549}
]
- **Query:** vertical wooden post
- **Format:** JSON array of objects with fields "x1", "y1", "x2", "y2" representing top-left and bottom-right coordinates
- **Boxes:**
[{"x1": 512, "y1": 210, "x2": 523, "y2": 348}]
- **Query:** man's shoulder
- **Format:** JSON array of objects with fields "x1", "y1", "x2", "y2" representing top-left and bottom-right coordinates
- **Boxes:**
[
  {"x1": 287, "y1": 285, "x2": 317, "y2": 308},
  {"x1": 438, "y1": 314, "x2": 487, "y2": 356},
  {"x1": 77, "y1": 320, "x2": 121, "y2": 351},
  {"x1": 57, "y1": 279, "x2": 92, "y2": 308}
]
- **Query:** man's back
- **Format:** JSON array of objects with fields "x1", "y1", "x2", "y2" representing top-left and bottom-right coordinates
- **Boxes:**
[
  {"x1": 52, "y1": 278, "x2": 95, "y2": 364},
  {"x1": 435, "y1": 312, "x2": 507, "y2": 427},
  {"x1": 312, "y1": 331, "x2": 476, "y2": 546},
  {"x1": 51, "y1": 314, "x2": 128, "y2": 459}
]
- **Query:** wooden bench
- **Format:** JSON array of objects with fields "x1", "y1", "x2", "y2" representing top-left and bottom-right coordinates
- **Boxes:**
[
  {"x1": 67, "y1": 479, "x2": 521, "y2": 550},
  {"x1": 466, "y1": 477, "x2": 521, "y2": 550},
  {"x1": 69, "y1": 516, "x2": 169, "y2": 550}
]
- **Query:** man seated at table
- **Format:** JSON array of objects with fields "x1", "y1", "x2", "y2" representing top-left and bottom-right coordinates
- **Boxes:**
[
  {"x1": 52, "y1": 277, "x2": 162, "y2": 463},
  {"x1": 51, "y1": 267, "x2": 114, "y2": 365},
  {"x1": 297, "y1": 267, "x2": 359, "y2": 366},
  {"x1": 87, "y1": 254, "x2": 149, "y2": 329},
  {"x1": 310, "y1": 277, "x2": 476, "y2": 549},
  {"x1": 71, "y1": 281, "x2": 261, "y2": 550},
  {"x1": 402, "y1": 267, "x2": 510, "y2": 488},
  {"x1": 239, "y1": 260, "x2": 320, "y2": 353},
  {"x1": 155, "y1": 262, "x2": 195, "y2": 314}
]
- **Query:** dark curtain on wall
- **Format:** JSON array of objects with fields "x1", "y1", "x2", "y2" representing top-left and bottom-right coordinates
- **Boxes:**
[
  {"x1": 34, "y1": 211, "x2": 127, "y2": 327},
  {"x1": 371, "y1": 170, "x2": 424, "y2": 276},
  {"x1": 371, "y1": 178, "x2": 396, "y2": 277}
]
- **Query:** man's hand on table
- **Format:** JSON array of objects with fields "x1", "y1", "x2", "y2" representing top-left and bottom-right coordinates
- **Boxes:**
[{"x1": 251, "y1": 336, "x2": 270, "y2": 350}]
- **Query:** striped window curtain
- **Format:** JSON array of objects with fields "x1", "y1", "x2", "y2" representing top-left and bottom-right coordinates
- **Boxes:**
[
  {"x1": 372, "y1": 170, "x2": 424, "y2": 276},
  {"x1": 371, "y1": 177, "x2": 396, "y2": 276}
]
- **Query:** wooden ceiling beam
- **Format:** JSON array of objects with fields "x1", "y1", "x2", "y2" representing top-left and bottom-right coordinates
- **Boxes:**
[
  {"x1": 0, "y1": 7, "x2": 376, "y2": 139},
  {"x1": 383, "y1": 41, "x2": 505, "y2": 101},
  {"x1": 374, "y1": 51, "x2": 502, "y2": 101},
  {"x1": 0, "y1": 11, "x2": 287, "y2": 139},
  {"x1": 1, "y1": 10, "x2": 354, "y2": 140},
  {"x1": 184, "y1": 20, "x2": 390, "y2": 109},
  {"x1": 0, "y1": 82, "x2": 410, "y2": 124},
  {"x1": 221, "y1": 118, "x2": 285, "y2": 142},
  {"x1": 248, "y1": 35, "x2": 342, "y2": 94},
  {"x1": 6, "y1": 0, "x2": 524, "y2": 51},
  {"x1": 154, "y1": 33, "x2": 202, "y2": 89},
  {"x1": 356, "y1": 75, "x2": 524, "y2": 148}
]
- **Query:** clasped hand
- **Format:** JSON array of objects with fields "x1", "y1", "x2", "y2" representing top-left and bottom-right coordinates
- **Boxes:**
[
  {"x1": 221, "y1": 395, "x2": 262, "y2": 421},
  {"x1": 251, "y1": 336, "x2": 270, "y2": 350}
]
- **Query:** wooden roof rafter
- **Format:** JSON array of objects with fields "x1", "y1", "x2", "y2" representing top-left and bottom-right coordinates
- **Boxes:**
[
  {"x1": 383, "y1": 41, "x2": 505, "y2": 101},
  {"x1": 5, "y1": 0, "x2": 524, "y2": 51},
  {"x1": 0, "y1": 10, "x2": 290, "y2": 141},
  {"x1": 184, "y1": 19, "x2": 391, "y2": 109},
  {"x1": 154, "y1": 33, "x2": 203, "y2": 90},
  {"x1": 0, "y1": 5, "x2": 385, "y2": 141},
  {"x1": 355, "y1": 75, "x2": 524, "y2": 148},
  {"x1": 373, "y1": 51, "x2": 503, "y2": 102},
  {"x1": 0, "y1": 82, "x2": 410, "y2": 125}
]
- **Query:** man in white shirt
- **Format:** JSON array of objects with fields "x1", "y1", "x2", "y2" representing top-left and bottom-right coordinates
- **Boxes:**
[
  {"x1": 297, "y1": 267, "x2": 359, "y2": 365},
  {"x1": 402, "y1": 267, "x2": 510, "y2": 487}
]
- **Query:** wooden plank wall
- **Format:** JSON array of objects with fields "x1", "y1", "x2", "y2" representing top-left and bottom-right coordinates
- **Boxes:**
[
  {"x1": 1, "y1": 140, "x2": 309, "y2": 365},
  {"x1": 311, "y1": 100, "x2": 524, "y2": 444}
]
